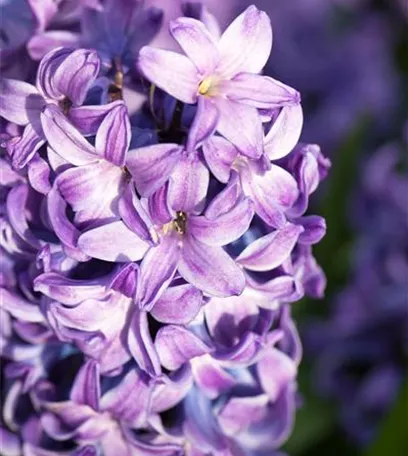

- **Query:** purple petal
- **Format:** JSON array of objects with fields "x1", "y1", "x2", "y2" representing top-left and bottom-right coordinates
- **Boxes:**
[
  {"x1": 150, "y1": 284, "x2": 202, "y2": 324},
  {"x1": 187, "y1": 96, "x2": 219, "y2": 151},
  {"x1": 264, "y1": 104, "x2": 304, "y2": 160},
  {"x1": 126, "y1": 143, "x2": 183, "y2": 197},
  {"x1": 202, "y1": 135, "x2": 238, "y2": 183},
  {"x1": 0, "y1": 288, "x2": 43, "y2": 323},
  {"x1": 297, "y1": 215, "x2": 327, "y2": 245},
  {"x1": 247, "y1": 275, "x2": 302, "y2": 307},
  {"x1": 118, "y1": 184, "x2": 154, "y2": 242},
  {"x1": 204, "y1": 177, "x2": 242, "y2": 220},
  {"x1": 57, "y1": 161, "x2": 124, "y2": 220},
  {"x1": 138, "y1": 47, "x2": 199, "y2": 104},
  {"x1": 217, "y1": 395, "x2": 269, "y2": 436},
  {"x1": 34, "y1": 272, "x2": 106, "y2": 306},
  {"x1": 27, "y1": 155, "x2": 51, "y2": 194},
  {"x1": 78, "y1": 221, "x2": 149, "y2": 262},
  {"x1": 51, "y1": 49, "x2": 100, "y2": 106},
  {"x1": 147, "y1": 184, "x2": 173, "y2": 226},
  {"x1": 155, "y1": 325, "x2": 211, "y2": 371},
  {"x1": 168, "y1": 153, "x2": 209, "y2": 213},
  {"x1": 0, "y1": 78, "x2": 44, "y2": 125},
  {"x1": 0, "y1": 427, "x2": 20, "y2": 455},
  {"x1": 222, "y1": 74, "x2": 300, "y2": 110},
  {"x1": 237, "y1": 223, "x2": 304, "y2": 271},
  {"x1": 109, "y1": 263, "x2": 139, "y2": 298},
  {"x1": 40, "y1": 105, "x2": 98, "y2": 165},
  {"x1": 215, "y1": 98, "x2": 263, "y2": 159},
  {"x1": 179, "y1": 236, "x2": 245, "y2": 297},
  {"x1": 189, "y1": 197, "x2": 254, "y2": 246},
  {"x1": 68, "y1": 102, "x2": 123, "y2": 136},
  {"x1": 257, "y1": 349, "x2": 296, "y2": 402},
  {"x1": 217, "y1": 5, "x2": 272, "y2": 77},
  {"x1": 240, "y1": 163, "x2": 299, "y2": 228},
  {"x1": 7, "y1": 124, "x2": 45, "y2": 169},
  {"x1": 70, "y1": 360, "x2": 100, "y2": 411},
  {"x1": 139, "y1": 233, "x2": 181, "y2": 309},
  {"x1": 95, "y1": 103, "x2": 130, "y2": 166},
  {"x1": 27, "y1": 31, "x2": 80, "y2": 61},
  {"x1": 191, "y1": 355, "x2": 236, "y2": 399},
  {"x1": 128, "y1": 310, "x2": 161, "y2": 377},
  {"x1": 169, "y1": 17, "x2": 219, "y2": 74}
]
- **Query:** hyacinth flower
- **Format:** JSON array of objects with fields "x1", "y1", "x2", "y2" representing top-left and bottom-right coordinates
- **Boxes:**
[
  {"x1": 0, "y1": 3, "x2": 330, "y2": 455},
  {"x1": 138, "y1": 5, "x2": 300, "y2": 157},
  {"x1": 0, "y1": 47, "x2": 106, "y2": 168}
]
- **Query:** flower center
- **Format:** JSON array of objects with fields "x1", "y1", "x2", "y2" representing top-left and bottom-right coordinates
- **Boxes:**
[
  {"x1": 172, "y1": 211, "x2": 187, "y2": 234},
  {"x1": 198, "y1": 77, "x2": 214, "y2": 96}
]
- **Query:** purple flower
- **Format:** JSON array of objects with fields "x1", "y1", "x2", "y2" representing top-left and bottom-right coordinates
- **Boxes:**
[{"x1": 138, "y1": 5, "x2": 300, "y2": 157}]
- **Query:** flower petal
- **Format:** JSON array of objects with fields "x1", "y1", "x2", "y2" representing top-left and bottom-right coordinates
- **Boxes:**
[
  {"x1": 297, "y1": 215, "x2": 327, "y2": 245},
  {"x1": 222, "y1": 73, "x2": 300, "y2": 110},
  {"x1": 236, "y1": 223, "x2": 303, "y2": 271},
  {"x1": 155, "y1": 325, "x2": 212, "y2": 371},
  {"x1": 169, "y1": 17, "x2": 219, "y2": 74},
  {"x1": 138, "y1": 47, "x2": 199, "y2": 104},
  {"x1": 27, "y1": 31, "x2": 80, "y2": 61},
  {"x1": 95, "y1": 103, "x2": 130, "y2": 166},
  {"x1": 215, "y1": 98, "x2": 263, "y2": 159},
  {"x1": 187, "y1": 96, "x2": 219, "y2": 151},
  {"x1": 217, "y1": 5, "x2": 272, "y2": 77},
  {"x1": 126, "y1": 144, "x2": 183, "y2": 197},
  {"x1": 139, "y1": 233, "x2": 181, "y2": 309},
  {"x1": 202, "y1": 136, "x2": 238, "y2": 184},
  {"x1": 68, "y1": 102, "x2": 123, "y2": 136},
  {"x1": 150, "y1": 284, "x2": 202, "y2": 324},
  {"x1": 70, "y1": 360, "x2": 100, "y2": 410},
  {"x1": 179, "y1": 236, "x2": 245, "y2": 297},
  {"x1": 78, "y1": 221, "x2": 149, "y2": 262},
  {"x1": 0, "y1": 288, "x2": 43, "y2": 323},
  {"x1": 168, "y1": 153, "x2": 209, "y2": 213},
  {"x1": 264, "y1": 104, "x2": 304, "y2": 160},
  {"x1": 7, "y1": 124, "x2": 45, "y2": 169},
  {"x1": 52, "y1": 49, "x2": 100, "y2": 106},
  {"x1": 0, "y1": 79, "x2": 44, "y2": 126},
  {"x1": 40, "y1": 105, "x2": 98, "y2": 165},
  {"x1": 189, "y1": 197, "x2": 254, "y2": 246}
]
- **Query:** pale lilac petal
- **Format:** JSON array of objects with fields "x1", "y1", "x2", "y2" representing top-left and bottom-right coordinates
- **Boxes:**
[
  {"x1": 204, "y1": 177, "x2": 242, "y2": 220},
  {"x1": 264, "y1": 104, "x2": 304, "y2": 160},
  {"x1": 126, "y1": 144, "x2": 183, "y2": 197},
  {"x1": 68, "y1": 102, "x2": 123, "y2": 136},
  {"x1": 78, "y1": 221, "x2": 149, "y2": 262},
  {"x1": 179, "y1": 236, "x2": 245, "y2": 297},
  {"x1": 215, "y1": 98, "x2": 263, "y2": 159},
  {"x1": 155, "y1": 325, "x2": 211, "y2": 371},
  {"x1": 222, "y1": 74, "x2": 300, "y2": 110},
  {"x1": 138, "y1": 47, "x2": 199, "y2": 104},
  {"x1": 217, "y1": 5, "x2": 272, "y2": 77},
  {"x1": 257, "y1": 349, "x2": 297, "y2": 402},
  {"x1": 128, "y1": 310, "x2": 162, "y2": 377},
  {"x1": 169, "y1": 17, "x2": 219, "y2": 74},
  {"x1": 297, "y1": 215, "x2": 327, "y2": 245},
  {"x1": 191, "y1": 355, "x2": 236, "y2": 399},
  {"x1": 27, "y1": 31, "x2": 80, "y2": 61},
  {"x1": 189, "y1": 197, "x2": 254, "y2": 246},
  {"x1": 0, "y1": 288, "x2": 43, "y2": 323},
  {"x1": 34, "y1": 272, "x2": 106, "y2": 306},
  {"x1": 57, "y1": 161, "x2": 124, "y2": 218},
  {"x1": 139, "y1": 233, "x2": 181, "y2": 309},
  {"x1": 27, "y1": 155, "x2": 51, "y2": 194},
  {"x1": 52, "y1": 49, "x2": 100, "y2": 106},
  {"x1": 118, "y1": 184, "x2": 154, "y2": 242},
  {"x1": 168, "y1": 154, "x2": 209, "y2": 213},
  {"x1": 150, "y1": 284, "x2": 202, "y2": 324},
  {"x1": 40, "y1": 105, "x2": 98, "y2": 165},
  {"x1": 70, "y1": 360, "x2": 100, "y2": 410},
  {"x1": 217, "y1": 395, "x2": 269, "y2": 436},
  {"x1": 237, "y1": 223, "x2": 304, "y2": 271},
  {"x1": 95, "y1": 103, "x2": 131, "y2": 166},
  {"x1": 247, "y1": 275, "x2": 302, "y2": 307},
  {"x1": 0, "y1": 79, "x2": 44, "y2": 125},
  {"x1": 27, "y1": 0, "x2": 58, "y2": 31},
  {"x1": 147, "y1": 184, "x2": 173, "y2": 226},
  {"x1": 240, "y1": 163, "x2": 299, "y2": 228},
  {"x1": 202, "y1": 135, "x2": 238, "y2": 183},
  {"x1": 187, "y1": 96, "x2": 219, "y2": 151},
  {"x1": 7, "y1": 124, "x2": 45, "y2": 169}
]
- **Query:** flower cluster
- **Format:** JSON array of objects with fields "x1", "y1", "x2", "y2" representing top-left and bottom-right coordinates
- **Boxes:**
[
  {"x1": 0, "y1": 2, "x2": 329, "y2": 455},
  {"x1": 306, "y1": 126, "x2": 408, "y2": 445}
]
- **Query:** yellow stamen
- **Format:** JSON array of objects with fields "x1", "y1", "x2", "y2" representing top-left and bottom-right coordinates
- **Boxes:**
[{"x1": 198, "y1": 77, "x2": 213, "y2": 95}]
